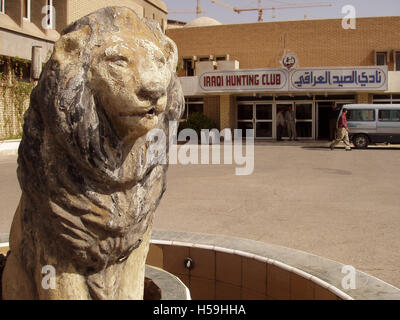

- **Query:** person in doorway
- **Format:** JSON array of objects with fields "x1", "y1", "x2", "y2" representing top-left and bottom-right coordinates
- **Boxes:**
[
  {"x1": 329, "y1": 103, "x2": 341, "y2": 141},
  {"x1": 285, "y1": 106, "x2": 297, "y2": 141},
  {"x1": 330, "y1": 108, "x2": 352, "y2": 151},
  {"x1": 276, "y1": 109, "x2": 285, "y2": 141}
]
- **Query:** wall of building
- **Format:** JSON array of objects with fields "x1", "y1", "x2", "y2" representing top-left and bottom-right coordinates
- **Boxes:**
[
  {"x1": 68, "y1": 0, "x2": 144, "y2": 23},
  {"x1": 0, "y1": 1, "x2": 59, "y2": 62},
  {"x1": 167, "y1": 17, "x2": 400, "y2": 71},
  {"x1": 67, "y1": 0, "x2": 167, "y2": 32},
  {"x1": 52, "y1": 0, "x2": 69, "y2": 34},
  {"x1": 0, "y1": 0, "x2": 167, "y2": 60},
  {"x1": 203, "y1": 96, "x2": 220, "y2": 127},
  {"x1": 0, "y1": 29, "x2": 54, "y2": 62}
]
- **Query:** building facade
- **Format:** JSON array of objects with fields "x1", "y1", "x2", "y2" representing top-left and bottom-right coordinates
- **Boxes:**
[
  {"x1": 166, "y1": 16, "x2": 400, "y2": 140},
  {"x1": 0, "y1": 0, "x2": 167, "y2": 68},
  {"x1": 0, "y1": 0, "x2": 167, "y2": 139}
]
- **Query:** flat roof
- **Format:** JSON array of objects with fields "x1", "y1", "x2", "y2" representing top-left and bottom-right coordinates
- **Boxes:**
[
  {"x1": 146, "y1": 0, "x2": 167, "y2": 13},
  {"x1": 167, "y1": 15, "x2": 400, "y2": 29}
]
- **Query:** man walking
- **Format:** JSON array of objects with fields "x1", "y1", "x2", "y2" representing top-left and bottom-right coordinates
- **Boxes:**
[
  {"x1": 330, "y1": 108, "x2": 352, "y2": 151},
  {"x1": 285, "y1": 106, "x2": 297, "y2": 141},
  {"x1": 329, "y1": 103, "x2": 341, "y2": 141}
]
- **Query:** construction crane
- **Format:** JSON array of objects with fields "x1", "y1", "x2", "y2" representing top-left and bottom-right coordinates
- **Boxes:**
[
  {"x1": 169, "y1": 0, "x2": 204, "y2": 16},
  {"x1": 210, "y1": 0, "x2": 332, "y2": 22}
]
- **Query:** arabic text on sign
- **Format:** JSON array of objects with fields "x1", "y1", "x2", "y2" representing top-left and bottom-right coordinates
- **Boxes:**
[{"x1": 294, "y1": 70, "x2": 383, "y2": 88}]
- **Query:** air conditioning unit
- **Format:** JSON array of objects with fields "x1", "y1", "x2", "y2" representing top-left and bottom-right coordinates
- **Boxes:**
[
  {"x1": 217, "y1": 60, "x2": 239, "y2": 71},
  {"x1": 195, "y1": 61, "x2": 217, "y2": 75}
]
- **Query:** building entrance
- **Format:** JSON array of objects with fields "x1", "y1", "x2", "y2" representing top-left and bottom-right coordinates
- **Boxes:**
[
  {"x1": 317, "y1": 102, "x2": 333, "y2": 140},
  {"x1": 235, "y1": 95, "x2": 354, "y2": 140},
  {"x1": 276, "y1": 102, "x2": 313, "y2": 139},
  {"x1": 237, "y1": 103, "x2": 273, "y2": 138}
]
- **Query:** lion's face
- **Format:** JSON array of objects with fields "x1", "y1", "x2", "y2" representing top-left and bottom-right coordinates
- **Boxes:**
[
  {"x1": 88, "y1": 27, "x2": 172, "y2": 142},
  {"x1": 52, "y1": 8, "x2": 178, "y2": 145}
]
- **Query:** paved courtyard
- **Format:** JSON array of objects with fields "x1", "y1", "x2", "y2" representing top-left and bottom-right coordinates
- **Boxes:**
[{"x1": 1, "y1": 143, "x2": 400, "y2": 288}]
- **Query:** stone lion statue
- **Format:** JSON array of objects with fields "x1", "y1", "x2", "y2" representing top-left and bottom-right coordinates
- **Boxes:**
[{"x1": 2, "y1": 7, "x2": 184, "y2": 300}]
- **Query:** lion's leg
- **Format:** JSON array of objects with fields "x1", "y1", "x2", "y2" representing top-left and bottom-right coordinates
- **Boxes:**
[
  {"x1": 35, "y1": 262, "x2": 90, "y2": 300},
  {"x1": 2, "y1": 201, "x2": 37, "y2": 300},
  {"x1": 2, "y1": 251, "x2": 37, "y2": 300},
  {"x1": 2, "y1": 200, "x2": 90, "y2": 300},
  {"x1": 116, "y1": 222, "x2": 153, "y2": 300}
]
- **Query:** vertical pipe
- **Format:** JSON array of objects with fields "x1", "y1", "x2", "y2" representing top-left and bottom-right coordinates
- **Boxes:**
[{"x1": 31, "y1": 46, "x2": 42, "y2": 80}]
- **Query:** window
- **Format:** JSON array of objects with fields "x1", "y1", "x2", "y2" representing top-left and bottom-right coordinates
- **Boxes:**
[
  {"x1": 183, "y1": 58, "x2": 194, "y2": 77},
  {"x1": 395, "y1": 51, "x2": 400, "y2": 71},
  {"x1": 376, "y1": 52, "x2": 387, "y2": 66},
  {"x1": 216, "y1": 55, "x2": 229, "y2": 61},
  {"x1": 295, "y1": 103, "x2": 313, "y2": 138},
  {"x1": 347, "y1": 109, "x2": 375, "y2": 121},
  {"x1": 199, "y1": 57, "x2": 210, "y2": 62},
  {"x1": 182, "y1": 98, "x2": 204, "y2": 120},
  {"x1": 23, "y1": 0, "x2": 31, "y2": 21},
  {"x1": 378, "y1": 110, "x2": 400, "y2": 122},
  {"x1": 161, "y1": 19, "x2": 165, "y2": 32},
  {"x1": 0, "y1": 0, "x2": 5, "y2": 14},
  {"x1": 373, "y1": 94, "x2": 400, "y2": 104},
  {"x1": 45, "y1": 0, "x2": 55, "y2": 29}
]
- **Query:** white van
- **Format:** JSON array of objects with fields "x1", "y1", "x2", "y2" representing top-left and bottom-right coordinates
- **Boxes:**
[{"x1": 342, "y1": 104, "x2": 400, "y2": 148}]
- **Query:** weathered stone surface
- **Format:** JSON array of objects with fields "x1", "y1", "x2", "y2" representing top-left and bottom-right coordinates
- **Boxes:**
[{"x1": 1, "y1": 7, "x2": 184, "y2": 300}]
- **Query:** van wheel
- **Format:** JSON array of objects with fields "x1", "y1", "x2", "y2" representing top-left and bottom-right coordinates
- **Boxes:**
[{"x1": 353, "y1": 134, "x2": 369, "y2": 149}]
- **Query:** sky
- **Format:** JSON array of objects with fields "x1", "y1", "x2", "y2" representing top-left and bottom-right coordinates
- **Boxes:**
[{"x1": 164, "y1": 0, "x2": 400, "y2": 24}]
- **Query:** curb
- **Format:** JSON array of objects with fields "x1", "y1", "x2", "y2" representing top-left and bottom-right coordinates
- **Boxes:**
[{"x1": 0, "y1": 140, "x2": 20, "y2": 156}]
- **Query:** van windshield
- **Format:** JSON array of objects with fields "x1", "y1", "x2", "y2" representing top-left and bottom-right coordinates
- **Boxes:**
[{"x1": 347, "y1": 109, "x2": 375, "y2": 121}]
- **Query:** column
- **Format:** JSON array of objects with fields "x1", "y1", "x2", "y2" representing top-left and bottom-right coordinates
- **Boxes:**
[{"x1": 219, "y1": 95, "x2": 234, "y2": 130}]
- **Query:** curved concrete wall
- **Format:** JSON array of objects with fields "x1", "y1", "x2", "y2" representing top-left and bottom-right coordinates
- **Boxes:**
[{"x1": 146, "y1": 230, "x2": 400, "y2": 300}]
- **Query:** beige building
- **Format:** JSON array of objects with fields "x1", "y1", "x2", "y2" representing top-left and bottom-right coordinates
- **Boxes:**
[
  {"x1": 0, "y1": 0, "x2": 167, "y2": 67},
  {"x1": 166, "y1": 16, "x2": 400, "y2": 140},
  {"x1": 0, "y1": 0, "x2": 167, "y2": 139}
]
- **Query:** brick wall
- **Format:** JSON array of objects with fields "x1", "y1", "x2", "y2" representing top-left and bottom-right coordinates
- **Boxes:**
[
  {"x1": 356, "y1": 93, "x2": 372, "y2": 104},
  {"x1": 53, "y1": 0, "x2": 68, "y2": 34},
  {"x1": 67, "y1": 0, "x2": 167, "y2": 30},
  {"x1": 204, "y1": 96, "x2": 220, "y2": 128},
  {"x1": 68, "y1": 0, "x2": 143, "y2": 22},
  {"x1": 219, "y1": 95, "x2": 237, "y2": 130},
  {"x1": 167, "y1": 17, "x2": 400, "y2": 72},
  {"x1": 5, "y1": 0, "x2": 22, "y2": 26}
]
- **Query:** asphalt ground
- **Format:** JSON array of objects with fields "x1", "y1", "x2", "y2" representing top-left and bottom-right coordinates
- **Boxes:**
[{"x1": 1, "y1": 143, "x2": 400, "y2": 288}]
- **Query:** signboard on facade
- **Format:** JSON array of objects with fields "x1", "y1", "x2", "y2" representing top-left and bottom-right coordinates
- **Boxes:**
[
  {"x1": 195, "y1": 66, "x2": 388, "y2": 94},
  {"x1": 199, "y1": 69, "x2": 288, "y2": 92},
  {"x1": 289, "y1": 66, "x2": 388, "y2": 91}
]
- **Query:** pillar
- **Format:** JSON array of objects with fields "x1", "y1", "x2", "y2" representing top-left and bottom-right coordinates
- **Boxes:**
[{"x1": 219, "y1": 95, "x2": 234, "y2": 130}]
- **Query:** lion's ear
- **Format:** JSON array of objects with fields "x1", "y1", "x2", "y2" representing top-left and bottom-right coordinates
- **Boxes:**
[
  {"x1": 163, "y1": 37, "x2": 178, "y2": 73},
  {"x1": 53, "y1": 25, "x2": 91, "y2": 70},
  {"x1": 144, "y1": 19, "x2": 178, "y2": 73}
]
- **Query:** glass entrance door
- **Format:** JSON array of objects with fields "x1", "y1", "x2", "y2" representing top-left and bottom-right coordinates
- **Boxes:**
[
  {"x1": 276, "y1": 103, "x2": 293, "y2": 139},
  {"x1": 295, "y1": 102, "x2": 313, "y2": 138},
  {"x1": 255, "y1": 104, "x2": 273, "y2": 138},
  {"x1": 276, "y1": 102, "x2": 314, "y2": 139},
  {"x1": 237, "y1": 103, "x2": 273, "y2": 139},
  {"x1": 237, "y1": 104, "x2": 254, "y2": 138}
]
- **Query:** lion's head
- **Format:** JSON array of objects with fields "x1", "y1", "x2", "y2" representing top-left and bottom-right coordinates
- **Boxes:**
[
  {"x1": 54, "y1": 8, "x2": 178, "y2": 143},
  {"x1": 24, "y1": 7, "x2": 183, "y2": 184}
]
